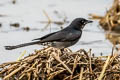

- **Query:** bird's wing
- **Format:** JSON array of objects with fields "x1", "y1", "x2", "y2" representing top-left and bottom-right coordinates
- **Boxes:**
[
  {"x1": 36, "y1": 30, "x2": 82, "y2": 43},
  {"x1": 32, "y1": 32, "x2": 57, "y2": 41},
  {"x1": 61, "y1": 32, "x2": 81, "y2": 42}
]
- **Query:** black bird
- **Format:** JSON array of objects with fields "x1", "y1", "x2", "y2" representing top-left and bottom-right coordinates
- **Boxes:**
[{"x1": 5, "y1": 18, "x2": 93, "y2": 50}]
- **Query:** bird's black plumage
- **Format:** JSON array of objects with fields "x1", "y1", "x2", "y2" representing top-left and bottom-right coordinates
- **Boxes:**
[{"x1": 5, "y1": 18, "x2": 93, "y2": 50}]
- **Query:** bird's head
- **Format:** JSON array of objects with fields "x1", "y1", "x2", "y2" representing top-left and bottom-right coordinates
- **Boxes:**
[{"x1": 70, "y1": 18, "x2": 93, "y2": 30}]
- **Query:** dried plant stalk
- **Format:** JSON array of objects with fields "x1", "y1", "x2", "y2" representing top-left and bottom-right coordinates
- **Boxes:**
[
  {"x1": 0, "y1": 47, "x2": 120, "y2": 80},
  {"x1": 90, "y1": 0, "x2": 120, "y2": 32}
]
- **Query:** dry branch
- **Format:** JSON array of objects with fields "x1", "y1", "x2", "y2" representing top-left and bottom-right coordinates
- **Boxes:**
[{"x1": 0, "y1": 47, "x2": 120, "y2": 80}]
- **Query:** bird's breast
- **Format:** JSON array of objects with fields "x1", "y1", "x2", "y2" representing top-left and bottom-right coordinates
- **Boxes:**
[{"x1": 51, "y1": 39, "x2": 79, "y2": 49}]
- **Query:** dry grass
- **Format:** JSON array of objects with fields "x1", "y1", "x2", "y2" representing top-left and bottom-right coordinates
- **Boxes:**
[
  {"x1": 90, "y1": 0, "x2": 120, "y2": 33},
  {"x1": 0, "y1": 47, "x2": 120, "y2": 80}
]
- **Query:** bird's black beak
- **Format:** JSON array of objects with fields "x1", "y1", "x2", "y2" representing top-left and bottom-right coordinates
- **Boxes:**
[{"x1": 87, "y1": 20, "x2": 93, "y2": 23}]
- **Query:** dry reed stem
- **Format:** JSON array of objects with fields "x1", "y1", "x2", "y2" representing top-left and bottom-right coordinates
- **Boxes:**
[
  {"x1": 52, "y1": 52, "x2": 72, "y2": 74},
  {"x1": 89, "y1": 14, "x2": 104, "y2": 19},
  {"x1": 79, "y1": 67, "x2": 84, "y2": 80},
  {"x1": 98, "y1": 56, "x2": 111, "y2": 80},
  {"x1": 4, "y1": 63, "x2": 27, "y2": 80},
  {"x1": 17, "y1": 50, "x2": 26, "y2": 61},
  {"x1": 41, "y1": 10, "x2": 68, "y2": 30}
]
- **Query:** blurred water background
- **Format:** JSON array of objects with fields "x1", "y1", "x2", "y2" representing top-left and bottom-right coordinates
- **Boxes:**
[{"x1": 0, "y1": 0, "x2": 113, "y2": 64}]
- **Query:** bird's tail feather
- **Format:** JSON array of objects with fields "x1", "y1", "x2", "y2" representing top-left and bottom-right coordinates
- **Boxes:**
[{"x1": 5, "y1": 41, "x2": 41, "y2": 50}]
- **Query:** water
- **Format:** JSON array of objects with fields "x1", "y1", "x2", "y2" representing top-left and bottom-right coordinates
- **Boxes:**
[{"x1": 0, "y1": 0, "x2": 113, "y2": 65}]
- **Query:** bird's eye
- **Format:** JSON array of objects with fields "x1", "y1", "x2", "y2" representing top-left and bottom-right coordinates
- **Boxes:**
[{"x1": 81, "y1": 20, "x2": 84, "y2": 23}]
